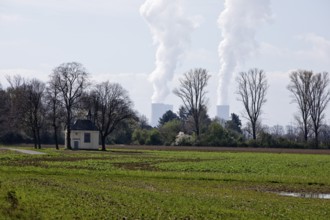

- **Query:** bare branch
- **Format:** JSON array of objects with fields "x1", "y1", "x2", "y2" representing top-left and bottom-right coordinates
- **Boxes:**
[
  {"x1": 50, "y1": 62, "x2": 89, "y2": 149},
  {"x1": 236, "y1": 68, "x2": 268, "y2": 140},
  {"x1": 308, "y1": 71, "x2": 330, "y2": 147},
  {"x1": 173, "y1": 68, "x2": 210, "y2": 138},
  {"x1": 90, "y1": 81, "x2": 135, "y2": 151},
  {"x1": 287, "y1": 70, "x2": 313, "y2": 142}
]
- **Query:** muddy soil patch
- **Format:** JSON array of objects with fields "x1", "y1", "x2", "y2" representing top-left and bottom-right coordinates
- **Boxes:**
[
  {"x1": 113, "y1": 162, "x2": 159, "y2": 171},
  {"x1": 110, "y1": 145, "x2": 330, "y2": 155},
  {"x1": 1, "y1": 156, "x2": 112, "y2": 168},
  {"x1": 109, "y1": 150, "x2": 146, "y2": 155},
  {"x1": 250, "y1": 182, "x2": 330, "y2": 195},
  {"x1": 0, "y1": 149, "x2": 10, "y2": 153},
  {"x1": 112, "y1": 158, "x2": 215, "y2": 171}
]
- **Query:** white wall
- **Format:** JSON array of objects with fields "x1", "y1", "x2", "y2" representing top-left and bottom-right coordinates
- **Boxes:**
[{"x1": 65, "y1": 130, "x2": 99, "y2": 150}]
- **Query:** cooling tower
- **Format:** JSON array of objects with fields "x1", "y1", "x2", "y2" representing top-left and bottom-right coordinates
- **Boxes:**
[
  {"x1": 151, "y1": 103, "x2": 173, "y2": 127},
  {"x1": 217, "y1": 105, "x2": 230, "y2": 121}
]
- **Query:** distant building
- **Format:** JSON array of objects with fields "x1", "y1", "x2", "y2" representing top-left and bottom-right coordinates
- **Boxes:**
[
  {"x1": 217, "y1": 105, "x2": 230, "y2": 121},
  {"x1": 151, "y1": 103, "x2": 173, "y2": 127},
  {"x1": 65, "y1": 118, "x2": 99, "y2": 150}
]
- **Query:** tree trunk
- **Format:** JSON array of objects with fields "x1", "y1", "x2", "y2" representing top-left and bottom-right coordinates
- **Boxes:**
[
  {"x1": 52, "y1": 102, "x2": 59, "y2": 150},
  {"x1": 66, "y1": 129, "x2": 71, "y2": 150},
  {"x1": 101, "y1": 136, "x2": 106, "y2": 151},
  {"x1": 314, "y1": 126, "x2": 319, "y2": 148},
  {"x1": 195, "y1": 117, "x2": 200, "y2": 139},
  {"x1": 304, "y1": 123, "x2": 308, "y2": 142},
  {"x1": 32, "y1": 128, "x2": 37, "y2": 149},
  {"x1": 37, "y1": 127, "x2": 41, "y2": 149},
  {"x1": 252, "y1": 121, "x2": 257, "y2": 140},
  {"x1": 315, "y1": 132, "x2": 319, "y2": 148},
  {"x1": 66, "y1": 111, "x2": 72, "y2": 150},
  {"x1": 53, "y1": 125, "x2": 59, "y2": 150}
]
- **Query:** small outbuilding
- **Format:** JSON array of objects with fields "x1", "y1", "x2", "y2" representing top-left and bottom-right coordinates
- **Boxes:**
[{"x1": 65, "y1": 119, "x2": 99, "y2": 150}]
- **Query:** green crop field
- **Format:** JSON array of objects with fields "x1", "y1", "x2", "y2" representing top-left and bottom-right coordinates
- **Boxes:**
[{"x1": 0, "y1": 146, "x2": 329, "y2": 219}]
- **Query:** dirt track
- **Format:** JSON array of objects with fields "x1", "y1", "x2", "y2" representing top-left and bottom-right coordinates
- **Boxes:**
[
  {"x1": 110, "y1": 145, "x2": 330, "y2": 155},
  {"x1": 2, "y1": 148, "x2": 46, "y2": 155}
]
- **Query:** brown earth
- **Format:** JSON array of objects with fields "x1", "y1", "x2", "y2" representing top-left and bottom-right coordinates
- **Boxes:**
[
  {"x1": 5, "y1": 144, "x2": 330, "y2": 155},
  {"x1": 109, "y1": 145, "x2": 330, "y2": 155}
]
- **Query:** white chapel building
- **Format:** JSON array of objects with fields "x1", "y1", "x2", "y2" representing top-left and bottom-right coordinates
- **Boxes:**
[{"x1": 65, "y1": 114, "x2": 99, "y2": 150}]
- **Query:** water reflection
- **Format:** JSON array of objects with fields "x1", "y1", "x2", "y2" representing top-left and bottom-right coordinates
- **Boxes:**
[{"x1": 278, "y1": 192, "x2": 330, "y2": 199}]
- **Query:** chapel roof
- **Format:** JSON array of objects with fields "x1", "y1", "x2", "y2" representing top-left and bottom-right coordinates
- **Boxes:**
[{"x1": 71, "y1": 119, "x2": 98, "y2": 131}]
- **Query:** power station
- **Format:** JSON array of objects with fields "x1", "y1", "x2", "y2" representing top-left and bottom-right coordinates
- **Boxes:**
[
  {"x1": 216, "y1": 105, "x2": 230, "y2": 121},
  {"x1": 151, "y1": 103, "x2": 173, "y2": 127}
]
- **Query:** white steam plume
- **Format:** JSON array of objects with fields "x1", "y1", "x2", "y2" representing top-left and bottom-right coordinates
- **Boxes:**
[
  {"x1": 217, "y1": 0, "x2": 272, "y2": 105},
  {"x1": 140, "y1": 0, "x2": 195, "y2": 103}
]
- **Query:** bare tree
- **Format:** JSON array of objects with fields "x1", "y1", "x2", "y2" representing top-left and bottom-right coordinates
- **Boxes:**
[
  {"x1": 138, "y1": 114, "x2": 152, "y2": 129},
  {"x1": 51, "y1": 62, "x2": 89, "y2": 150},
  {"x1": 6, "y1": 75, "x2": 24, "y2": 89},
  {"x1": 45, "y1": 77, "x2": 64, "y2": 150},
  {"x1": 24, "y1": 79, "x2": 45, "y2": 149},
  {"x1": 287, "y1": 70, "x2": 313, "y2": 142},
  {"x1": 236, "y1": 68, "x2": 268, "y2": 140},
  {"x1": 0, "y1": 85, "x2": 10, "y2": 137},
  {"x1": 6, "y1": 75, "x2": 26, "y2": 132},
  {"x1": 270, "y1": 125, "x2": 284, "y2": 138},
  {"x1": 285, "y1": 124, "x2": 299, "y2": 142},
  {"x1": 90, "y1": 81, "x2": 135, "y2": 151},
  {"x1": 6, "y1": 76, "x2": 45, "y2": 148},
  {"x1": 173, "y1": 68, "x2": 210, "y2": 139},
  {"x1": 243, "y1": 120, "x2": 263, "y2": 140},
  {"x1": 308, "y1": 72, "x2": 330, "y2": 148}
]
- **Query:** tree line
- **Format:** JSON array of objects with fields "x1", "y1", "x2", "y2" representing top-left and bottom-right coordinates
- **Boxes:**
[
  {"x1": 166, "y1": 68, "x2": 330, "y2": 148},
  {"x1": 0, "y1": 62, "x2": 329, "y2": 149},
  {"x1": 0, "y1": 62, "x2": 136, "y2": 150}
]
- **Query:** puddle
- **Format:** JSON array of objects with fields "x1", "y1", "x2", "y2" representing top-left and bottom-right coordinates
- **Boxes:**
[{"x1": 278, "y1": 192, "x2": 330, "y2": 199}]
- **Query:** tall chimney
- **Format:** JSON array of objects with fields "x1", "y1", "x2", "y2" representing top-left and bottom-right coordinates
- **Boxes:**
[
  {"x1": 217, "y1": 105, "x2": 230, "y2": 121},
  {"x1": 151, "y1": 103, "x2": 173, "y2": 127}
]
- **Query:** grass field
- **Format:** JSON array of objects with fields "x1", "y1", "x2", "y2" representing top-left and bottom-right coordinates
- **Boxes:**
[{"x1": 0, "y1": 146, "x2": 329, "y2": 219}]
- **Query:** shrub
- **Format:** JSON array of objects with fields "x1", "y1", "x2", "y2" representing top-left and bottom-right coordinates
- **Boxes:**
[
  {"x1": 200, "y1": 122, "x2": 239, "y2": 146},
  {"x1": 175, "y1": 132, "x2": 194, "y2": 146},
  {"x1": 159, "y1": 120, "x2": 182, "y2": 145},
  {"x1": 146, "y1": 129, "x2": 163, "y2": 145},
  {"x1": 132, "y1": 129, "x2": 148, "y2": 145}
]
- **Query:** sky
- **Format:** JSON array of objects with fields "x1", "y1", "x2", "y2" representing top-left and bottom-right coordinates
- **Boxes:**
[{"x1": 1, "y1": 0, "x2": 330, "y2": 127}]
